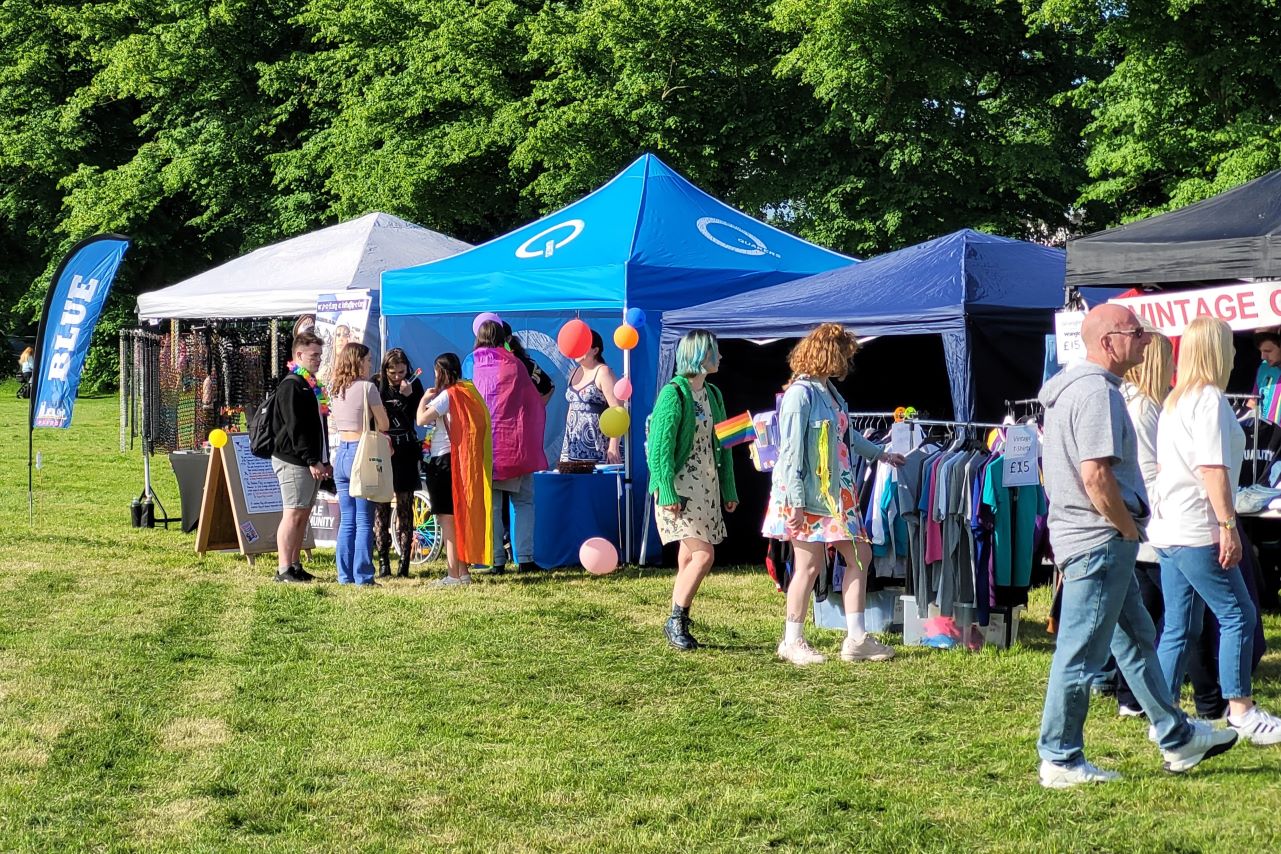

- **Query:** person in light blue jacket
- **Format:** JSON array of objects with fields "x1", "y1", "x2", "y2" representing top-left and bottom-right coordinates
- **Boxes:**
[{"x1": 763, "y1": 323, "x2": 904, "y2": 666}]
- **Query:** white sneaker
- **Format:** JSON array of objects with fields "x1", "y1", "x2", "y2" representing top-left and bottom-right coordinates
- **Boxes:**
[
  {"x1": 1228, "y1": 705, "x2": 1281, "y2": 746},
  {"x1": 840, "y1": 634, "x2": 895, "y2": 662},
  {"x1": 1038, "y1": 758, "x2": 1122, "y2": 789},
  {"x1": 776, "y1": 638, "x2": 826, "y2": 666},
  {"x1": 1162, "y1": 719, "x2": 1239, "y2": 773},
  {"x1": 431, "y1": 574, "x2": 471, "y2": 588},
  {"x1": 1117, "y1": 704, "x2": 1145, "y2": 719}
]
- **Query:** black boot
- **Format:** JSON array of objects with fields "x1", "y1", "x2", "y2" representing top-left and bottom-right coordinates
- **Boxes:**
[
  {"x1": 397, "y1": 551, "x2": 412, "y2": 578},
  {"x1": 377, "y1": 551, "x2": 392, "y2": 578},
  {"x1": 663, "y1": 604, "x2": 699, "y2": 651}
]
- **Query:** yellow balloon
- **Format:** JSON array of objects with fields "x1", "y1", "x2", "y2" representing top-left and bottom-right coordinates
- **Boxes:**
[
  {"x1": 208, "y1": 428, "x2": 228, "y2": 448},
  {"x1": 599, "y1": 406, "x2": 631, "y2": 439}
]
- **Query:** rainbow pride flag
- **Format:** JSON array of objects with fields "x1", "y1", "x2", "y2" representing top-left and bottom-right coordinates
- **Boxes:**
[{"x1": 714, "y1": 411, "x2": 756, "y2": 448}]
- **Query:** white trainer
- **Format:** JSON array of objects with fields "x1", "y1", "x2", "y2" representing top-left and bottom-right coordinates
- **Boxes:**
[
  {"x1": 840, "y1": 634, "x2": 895, "y2": 662},
  {"x1": 431, "y1": 574, "x2": 471, "y2": 588},
  {"x1": 777, "y1": 638, "x2": 826, "y2": 666},
  {"x1": 1162, "y1": 719, "x2": 1239, "y2": 773},
  {"x1": 1038, "y1": 758, "x2": 1122, "y2": 789},
  {"x1": 1228, "y1": 705, "x2": 1281, "y2": 746}
]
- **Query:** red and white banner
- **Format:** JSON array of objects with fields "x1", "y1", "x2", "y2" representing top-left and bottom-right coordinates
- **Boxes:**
[{"x1": 1111, "y1": 281, "x2": 1281, "y2": 337}]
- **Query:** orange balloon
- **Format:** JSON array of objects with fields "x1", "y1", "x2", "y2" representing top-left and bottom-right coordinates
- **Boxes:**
[{"x1": 613, "y1": 323, "x2": 639, "y2": 350}]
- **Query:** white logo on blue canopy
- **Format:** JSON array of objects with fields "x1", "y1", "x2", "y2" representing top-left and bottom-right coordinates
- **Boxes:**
[
  {"x1": 515, "y1": 219, "x2": 585, "y2": 259},
  {"x1": 696, "y1": 216, "x2": 778, "y2": 258}
]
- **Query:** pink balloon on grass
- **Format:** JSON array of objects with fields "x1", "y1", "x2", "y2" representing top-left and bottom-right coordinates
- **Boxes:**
[{"x1": 579, "y1": 537, "x2": 619, "y2": 575}]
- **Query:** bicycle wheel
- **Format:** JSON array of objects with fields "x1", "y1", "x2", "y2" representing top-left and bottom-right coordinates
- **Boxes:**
[{"x1": 396, "y1": 489, "x2": 441, "y2": 564}]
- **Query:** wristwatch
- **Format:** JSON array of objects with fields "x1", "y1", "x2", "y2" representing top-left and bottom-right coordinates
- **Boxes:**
[{"x1": 1218, "y1": 517, "x2": 1237, "y2": 531}]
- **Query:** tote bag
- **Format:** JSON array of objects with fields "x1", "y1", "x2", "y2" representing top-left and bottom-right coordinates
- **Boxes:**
[{"x1": 349, "y1": 389, "x2": 395, "y2": 503}]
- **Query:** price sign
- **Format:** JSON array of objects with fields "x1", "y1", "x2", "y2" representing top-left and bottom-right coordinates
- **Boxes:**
[
  {"x1": 1054, "y1": 310, "x2": 1086, "y2": 365},
  {"x1": 1004, "y1": 425, "x2": 1040, "y2": 487},
  {"x1": 890, "y1": 422, "x2": 912, "y2": 456}
]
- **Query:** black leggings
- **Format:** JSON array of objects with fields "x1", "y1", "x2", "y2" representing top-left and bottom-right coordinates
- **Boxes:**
[{"x1": 374, "y1": 491, "x2": 414, "y2": 558}]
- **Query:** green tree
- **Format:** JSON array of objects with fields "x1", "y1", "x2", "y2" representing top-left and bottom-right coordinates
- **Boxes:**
[
  {"x1": 4, "y1": 0, "x2": 307, "y2": 391},
  {"x1": 265, "y1": 0, "x2": 543, "y2": 243},
  {"x1": 772, "y1": 0, "x2": 1095, "y2": 255},
  {"x1": 1032, "y1": 0, "x2": 1281, "y2": 224}
]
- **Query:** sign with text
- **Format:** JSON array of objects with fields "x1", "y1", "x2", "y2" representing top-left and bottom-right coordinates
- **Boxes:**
[
  {"x1": 230, "y1": 433, "x2": 283, "y2": 514},
  {"x1": 1054, "y1": 310, "x2": 1086, "y2": 364},
  {"x1": 1111, "y1": 280, "x2": 1281, "y2": 337},
  {"x1": 1003, "y1": 425, "x2": 1040, "y2": 487},
  {"x1": 31, "y1": 235, "x2": 129, "y2": 429}
]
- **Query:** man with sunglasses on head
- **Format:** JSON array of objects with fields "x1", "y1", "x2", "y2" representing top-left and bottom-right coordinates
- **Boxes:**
[{"x1": 1035, "y1": 304, "x2": 1237, "y2": 788}]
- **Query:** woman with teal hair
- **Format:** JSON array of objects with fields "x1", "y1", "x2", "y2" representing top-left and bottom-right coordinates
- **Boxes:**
[{"x1": 646, "y1": 329, "x2": 738, "y2": 650}]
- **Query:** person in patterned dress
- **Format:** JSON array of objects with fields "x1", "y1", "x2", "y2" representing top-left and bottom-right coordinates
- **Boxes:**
[
  {"x1": 763, "y1": 323, "x2": 905, "y2": 666},
  {"x1": 647, "y1": 330, "x2": 738, "y2": 650},
  {"x1": 560, "y1": 329, "x2": 623, "y2": 465}
]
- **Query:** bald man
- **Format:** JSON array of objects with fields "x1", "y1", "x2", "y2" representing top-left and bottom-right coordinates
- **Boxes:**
[{"x1": 1036, "y1": 304, "x2": 1237, "y2": 788}]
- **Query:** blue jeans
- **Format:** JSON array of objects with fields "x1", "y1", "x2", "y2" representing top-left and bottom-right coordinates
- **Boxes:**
[
  {"x1": 1039, "y1": 537, "x2": 1191, "y2": 764},
  {"x1": 1156, "y1": 545, "x2": 1256, "y2": 701},
  {"x1": 492, "y1": 474, "x2": 534, "y2": 566},
  {"x1": 334, "y1": 440, "x2": 376, "y2": 585}
]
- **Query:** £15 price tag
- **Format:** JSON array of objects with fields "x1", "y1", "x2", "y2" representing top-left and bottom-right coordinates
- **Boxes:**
[{"x1": 1004, "y1": 425, "x2": 1040, "y2": 487}]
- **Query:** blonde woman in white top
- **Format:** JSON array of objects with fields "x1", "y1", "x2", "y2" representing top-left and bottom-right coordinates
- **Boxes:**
[
  {"x1": 1149, "y1": 317, "x2": 1281, "y2": 744},
  {"x1": 1113, "y1": 332, "x2": 1174, "y2": 717}
]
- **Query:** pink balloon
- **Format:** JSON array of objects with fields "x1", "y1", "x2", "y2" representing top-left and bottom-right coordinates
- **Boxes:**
[
  {"x1": 473, "y1": 312, "x2": 503, "y2": 335},
  {"x1": 613, "y1": 376, "x2": 633, "y2": 401},
  {"x1": 579, "y1": 537, "x2": 619, "y2": 575}
]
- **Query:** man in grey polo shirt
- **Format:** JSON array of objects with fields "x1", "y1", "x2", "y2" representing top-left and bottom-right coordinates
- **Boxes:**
[{"x1": 1036, "y1": 304, "x2": 1237, "y2": 788}]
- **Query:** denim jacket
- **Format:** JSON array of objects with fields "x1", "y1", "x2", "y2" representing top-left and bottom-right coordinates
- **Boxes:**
[{"x1": 773, "y1": 377, "x2": 883, "y2": 515}]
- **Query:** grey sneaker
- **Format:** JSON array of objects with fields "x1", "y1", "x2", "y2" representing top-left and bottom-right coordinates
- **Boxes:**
[
  {"x1": 1039, "y1": 758, "x2": 1122, "y2": 789},
  {"x1": 776, "y1": 638, "x2": 826, "y2": 666},
  {"x1": 840, "y1": 634, "x2": 895, "y2": 662},
  {"x1": 1162, "y1": 719, "x2": 1239, "y2": 773}
]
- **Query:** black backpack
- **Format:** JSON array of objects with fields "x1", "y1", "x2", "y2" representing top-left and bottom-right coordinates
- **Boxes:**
[{"x1": 248, "y1": 375, "x2": 299, "y2": 459}]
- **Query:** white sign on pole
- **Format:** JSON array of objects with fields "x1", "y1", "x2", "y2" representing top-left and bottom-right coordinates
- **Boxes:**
[
  {"x1": 1054, "y1": 310, "x2": 1086, "y2": 365},
  {"x1": 1003, "y1": 425, "x2": 1040, "y2": 487}
]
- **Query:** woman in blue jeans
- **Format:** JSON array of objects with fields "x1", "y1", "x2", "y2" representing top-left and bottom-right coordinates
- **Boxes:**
[
  {"x1": 1148, "y1": 317, "x2": 1281, "y2": 745},
  {"x1": 328, "y1": 343, "x2": 389, "y2": 586}
]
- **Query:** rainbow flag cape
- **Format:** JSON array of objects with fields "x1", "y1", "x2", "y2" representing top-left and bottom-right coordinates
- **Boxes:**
[
  {"x1": 714, "y1": 411, "x2": 755, "y2": 448},
  {"x1": 445, "y1": 380, "x2": 493, "y2": 565}
]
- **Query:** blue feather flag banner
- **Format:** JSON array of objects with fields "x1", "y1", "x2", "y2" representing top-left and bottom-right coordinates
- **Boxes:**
[{"x1": 30, "y1": 235, "x2": 130, "y2": 429}]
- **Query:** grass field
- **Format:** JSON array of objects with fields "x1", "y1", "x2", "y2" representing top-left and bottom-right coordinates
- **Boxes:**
[{"x1": 2, "y1": 387, "x2": 1280, "y2": 852}]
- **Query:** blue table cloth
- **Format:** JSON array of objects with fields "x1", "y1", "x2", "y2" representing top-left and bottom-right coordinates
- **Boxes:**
[{"x1": 533, "y1": 471, "x2": 623, "y2": 568}]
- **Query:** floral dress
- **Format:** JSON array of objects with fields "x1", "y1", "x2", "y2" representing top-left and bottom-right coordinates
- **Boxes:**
[
  {"x1": 560, "y1": 372, "x2": 609, "y2": 462},
  {"x1": 655, "y1": 386, "x2": 726, "y2": 545},
  {"x1": 761, "y1": 411, "x2": 865, "y2": 543}
]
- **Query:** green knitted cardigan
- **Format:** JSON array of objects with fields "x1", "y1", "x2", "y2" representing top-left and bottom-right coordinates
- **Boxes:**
[{"x1": 645, "y1": 375, "x2": 738, "y2": 508}]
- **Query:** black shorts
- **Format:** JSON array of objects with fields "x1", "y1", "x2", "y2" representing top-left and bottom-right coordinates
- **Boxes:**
[{"x1": 423, "y1": 453, "x2": 454, "y2": 516}]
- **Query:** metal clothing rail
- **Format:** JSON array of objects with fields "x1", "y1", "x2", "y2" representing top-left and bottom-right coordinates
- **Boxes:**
[
  {"x1": 1225, "y1": 393, "x2": 1266, "y2": 482},
  {"x1": 846, "y1": 412, "x2": 1009, "y2": 431}
]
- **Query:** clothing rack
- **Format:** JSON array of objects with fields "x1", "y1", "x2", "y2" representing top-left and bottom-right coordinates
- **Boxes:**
[
  {"x1": 1225, "y1": 393, "x2": 1266, "y2": 483},
  {"x1": 845, "y1": 412, "x2": 1009, "y2": 431}
]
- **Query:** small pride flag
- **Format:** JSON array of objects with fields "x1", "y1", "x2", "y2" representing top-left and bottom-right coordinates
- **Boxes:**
[{"x1": 714, "y1": 411, "x2": 756, "y2": 448}]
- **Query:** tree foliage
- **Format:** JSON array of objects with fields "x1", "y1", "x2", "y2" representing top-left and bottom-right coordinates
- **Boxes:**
[{"x1": 1, "y1": 0, "x2": 1278, "y2": 388}]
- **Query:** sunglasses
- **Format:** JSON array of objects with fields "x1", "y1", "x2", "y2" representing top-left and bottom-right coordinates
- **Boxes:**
[{"x1": 1106, "y1": 328, "x2": 1148, "y2": 340}]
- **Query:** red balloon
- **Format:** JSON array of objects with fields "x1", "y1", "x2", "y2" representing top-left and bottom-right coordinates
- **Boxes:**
[{"x1": 558, "y1": 319, "x2": 593, "y2": 359}]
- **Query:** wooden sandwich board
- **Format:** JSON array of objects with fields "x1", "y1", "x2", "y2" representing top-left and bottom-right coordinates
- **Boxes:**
[{"x1": 195, "y1": 432, "x2": 314, "y2": 564}]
